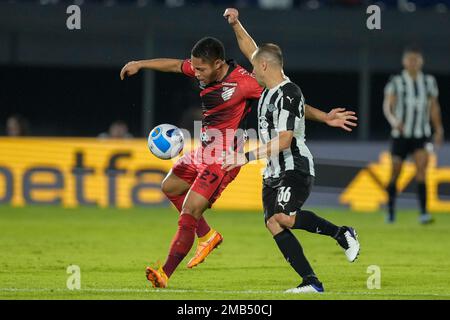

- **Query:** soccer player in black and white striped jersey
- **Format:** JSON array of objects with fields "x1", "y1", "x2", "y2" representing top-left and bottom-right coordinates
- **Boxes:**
[
  {"x1": 222, "y1": 8, "x2": 360, "y2": 294},
  {"x1": 383, "y1": 46, "x2": 444, "y2": 224}
]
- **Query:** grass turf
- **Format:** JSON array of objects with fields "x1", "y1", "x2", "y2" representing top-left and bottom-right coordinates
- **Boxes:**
[{"x1": 0, "y1": 205, "x2": 449, "y2": 300}]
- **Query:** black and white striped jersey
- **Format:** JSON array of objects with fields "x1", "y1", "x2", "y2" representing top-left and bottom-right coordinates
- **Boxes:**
[
  {"x1": 384, "y1": 70, "x2": 439, "y2": 139},
  {"x1": 258, "y1": 79, "x2": 315, "y2": 180}
]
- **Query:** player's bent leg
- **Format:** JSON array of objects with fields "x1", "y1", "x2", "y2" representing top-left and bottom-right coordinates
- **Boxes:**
[
  {"x1": 266, "y1": 214, "x2": 285, "y2": 236},
  {"x1": 161, "y1": 170, "x2": 191, "y2": 211},
  {"x1": 162, "y1": 170, "x2": 215, "y2": 238},
  {"x1": 266, "y1": 214, "x2": 324, "y2": 294},
  {"x1": 186, "y1": 165, "x2": 238, "y2": 268},
  {"x1": 163, "y1": 151, "x2": 198, "y2": 211},
  {"x1": 274, "y1": 211, "x2": 360, "y2": 263},
  {"x1": 387, "y1": 156, "x2": 403, "y2": 223},
  {"x1": 181, "y1": 190, "x2": 210, "y2": 220},
  {"x1": 161, "y1": 170, "x2": 191, "y2": 196},
  {"x1": 290, "y1": 211, "x2": 340, "y2": 237},
  {"x1": 413, "y1": 149, "x2": 433, "y2": 224},
  {"x1": 146, "y1": 209, "x2": 199, "y2": 288},
  {"x1": 182, "y1": 190, "x2": 223, "y2": 268}
]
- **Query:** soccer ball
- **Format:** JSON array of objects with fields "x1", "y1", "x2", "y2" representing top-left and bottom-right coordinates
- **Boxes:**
[{"x1": 148, "y1": 124, "x2": 184, "y2": 160}]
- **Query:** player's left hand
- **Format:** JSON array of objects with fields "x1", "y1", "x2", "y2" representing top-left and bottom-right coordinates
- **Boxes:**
[
  {"x1": 221, "y1": 151, "x2": 247, "y2": 171},
  {"x1": 120, "y1": 61, "x2": 141, "y2": 80},
  {"x1": 325, "y1": 108, "x2": 358, "y2": 132},
  {"x1": 223, "y1": 8, "x2": 239, "y2": 25}
]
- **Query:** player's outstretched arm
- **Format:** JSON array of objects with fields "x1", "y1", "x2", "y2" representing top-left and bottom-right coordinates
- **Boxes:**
[
  {"x1": 120, "y1": 58, "x2": 183, "y2": 80},
  {"x1": 224, "y1": 8, "x2": 258, "y2": 62},
  {"x1": 222, "y1": 131, "x2": 293, "y2": 172},
  {"x1": 305, "y1": 104, "x2": 358, "y2": 132}
]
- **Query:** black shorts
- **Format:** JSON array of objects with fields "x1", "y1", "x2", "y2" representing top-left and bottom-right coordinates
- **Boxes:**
[
  {"x1": 391, "y1": 137, "x2": 429, "y2": 160},
  {"x1": 262, "y1": 171, "x2": 314, "y2": 221}
]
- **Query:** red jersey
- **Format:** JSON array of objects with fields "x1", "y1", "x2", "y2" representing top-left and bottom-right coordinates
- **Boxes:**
[{"x1": 181, "y1": 59, "x2": 262, "y2": 155}]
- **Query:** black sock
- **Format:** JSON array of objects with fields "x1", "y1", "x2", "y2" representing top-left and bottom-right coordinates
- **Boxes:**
[
  {"x1": 273, "y1": 229, "x2": 315, "y2": 279},
  {"x1": 387, "y1": 182, "x2": 397, "y2": 217},
  {"x1": 292, "y1": 210, "x2": 340, "y2": 238},
  {"x1": 417, "y1": 182, "x2": 427, "y2": 215}
]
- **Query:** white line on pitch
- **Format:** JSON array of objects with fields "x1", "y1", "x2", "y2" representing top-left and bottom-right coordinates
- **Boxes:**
[{"x1": 0, "y1": 288, "x2": 450, "y2": 297}]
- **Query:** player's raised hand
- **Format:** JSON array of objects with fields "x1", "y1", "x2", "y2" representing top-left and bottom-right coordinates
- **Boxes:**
[
  {"x1": 120, "y1": 61, "x2": 141, "y2": 80},
  {"x1": 325, "y1": 108, "x2": 358, "y2": 132},
  {"x1": 223, "y1": 8, "x2": 239, "y2": 25},
  {"x1": 394, "y1": 121, "x2": 404, "y2": 134}
]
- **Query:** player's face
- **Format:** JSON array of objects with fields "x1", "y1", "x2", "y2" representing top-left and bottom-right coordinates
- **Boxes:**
[
  {"x1": 402, "y1": 52, "x2": 423, "y2": 73},
  {"x1": 251, "y1": 56, "x2": 266, "y2": 87},
  {"x1": 6, "y1": 118, "x2": 21, "y2": 136},
  {"x1": 191, "y1": 56, "x2": 223, "y2": 85}
]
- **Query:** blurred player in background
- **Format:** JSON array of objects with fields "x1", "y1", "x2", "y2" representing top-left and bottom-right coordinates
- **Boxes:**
[
  {"x1": 98, "y1": 120, "x2": 133, "y2": 139},
  {"x1": 5, "y1": 114, "x2": 30, "y2": 136},
  {"x1": 222, "y1": 8, "x2": 360, "y2": 293},
  {"x1": 383, "y1": 46, "x2": 444, "y2": 224}
]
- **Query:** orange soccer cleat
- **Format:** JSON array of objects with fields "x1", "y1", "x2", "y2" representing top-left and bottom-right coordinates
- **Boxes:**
[
  {"x1": 187, "y1": 230, "x2": 223, "y2": 268},
  {"x1": 146, "y1": 263, "x2": 168, "y2": 288}
]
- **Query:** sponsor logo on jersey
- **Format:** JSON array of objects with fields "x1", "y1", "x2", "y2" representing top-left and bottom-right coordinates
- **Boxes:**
[
  {"x1": 259, "y1": 116, "x2": 269, "y2": 129},
  {"x1": 222, "y1": 82, "x2": 237, "y2": 87},
  {"x1": 222, "y1": 87, "x2": 236, "y2": 101}
]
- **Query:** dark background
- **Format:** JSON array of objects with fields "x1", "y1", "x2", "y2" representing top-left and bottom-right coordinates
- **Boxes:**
[
  {"x1": 1, "y1": 65, "x2": 448, "y2": 140},
  {"x1": 0, "y1": 0, "x2": 449, "y2": 140}
]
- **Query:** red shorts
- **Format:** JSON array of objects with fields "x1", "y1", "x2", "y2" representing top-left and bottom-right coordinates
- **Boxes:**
[{"x1": 172, "y1": 148, "x2": 241, "y2": 205}]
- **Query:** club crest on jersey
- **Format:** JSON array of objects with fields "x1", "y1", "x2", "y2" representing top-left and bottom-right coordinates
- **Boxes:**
[
  {"x1": 222, "y1": 87, "x2": 236, "y2": 101},
  {"x1": 259, "y1": 116, "x2": 269, "y2": 129},
  {"x1": 267, "y1": 104, "x2": 277, "y2": 112}
]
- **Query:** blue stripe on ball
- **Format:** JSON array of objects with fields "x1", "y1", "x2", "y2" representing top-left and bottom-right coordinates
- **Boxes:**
[
  {"x1": 153, "y1": 134, "x2": 170, "y2": 153},
  {"x1": 151, "y1": 127, "x2": 161, "y2": 138}
]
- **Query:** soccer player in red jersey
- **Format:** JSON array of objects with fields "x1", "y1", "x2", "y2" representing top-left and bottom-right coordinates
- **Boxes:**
[{"x1": 121, "y1": 37, "x2": 263, "y2": 287}]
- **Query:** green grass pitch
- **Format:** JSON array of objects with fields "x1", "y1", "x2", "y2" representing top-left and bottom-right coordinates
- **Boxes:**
[{"x1": 0, "y1": 205, "x2": 449, "y2": 300}]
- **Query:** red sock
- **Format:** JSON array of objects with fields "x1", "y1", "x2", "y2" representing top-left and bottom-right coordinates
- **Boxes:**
[
  {"x1": 166, "y1": 193, "x2": 211, "y2": 238},
  {"x1": 162, "y1": 213, "x2": 198, "y2": 278},
  {"x1": 196, "y1": 216, "x2": 211, "y2": 238}
]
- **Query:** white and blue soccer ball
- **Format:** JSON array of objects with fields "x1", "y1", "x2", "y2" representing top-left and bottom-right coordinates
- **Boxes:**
[{"x1": 148, "y1": 124, "x2": 184, "y2": 160}]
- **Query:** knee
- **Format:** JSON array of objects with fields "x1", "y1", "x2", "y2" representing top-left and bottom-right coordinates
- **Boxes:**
[
  {"x1": 275, "y1": 213, "x2": 295, "y2": 228},
  {"x1": 161, "y1": 179, "x2": 171, "y2": 195},
  {"x1": 266, "y1": 215, "x2": 281, "y2": 232},
  {"x1": 161, "y1": 177, "x2": 178, "y2": 196},
  {"x1": 181, "y1": 202, "x2": 205, "y2": 219}
]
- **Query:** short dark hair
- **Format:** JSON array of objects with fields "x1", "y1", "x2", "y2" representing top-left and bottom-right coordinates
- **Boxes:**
[
  {"x1": 191, "y1": 37, "x2": 225, "y2": 63},
  {"x1": 403, "y1": 44, "x2": 423, "y2": 56},
  {"x1": 253, "y1": 43, "x2": 283, "y2": 67}
]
